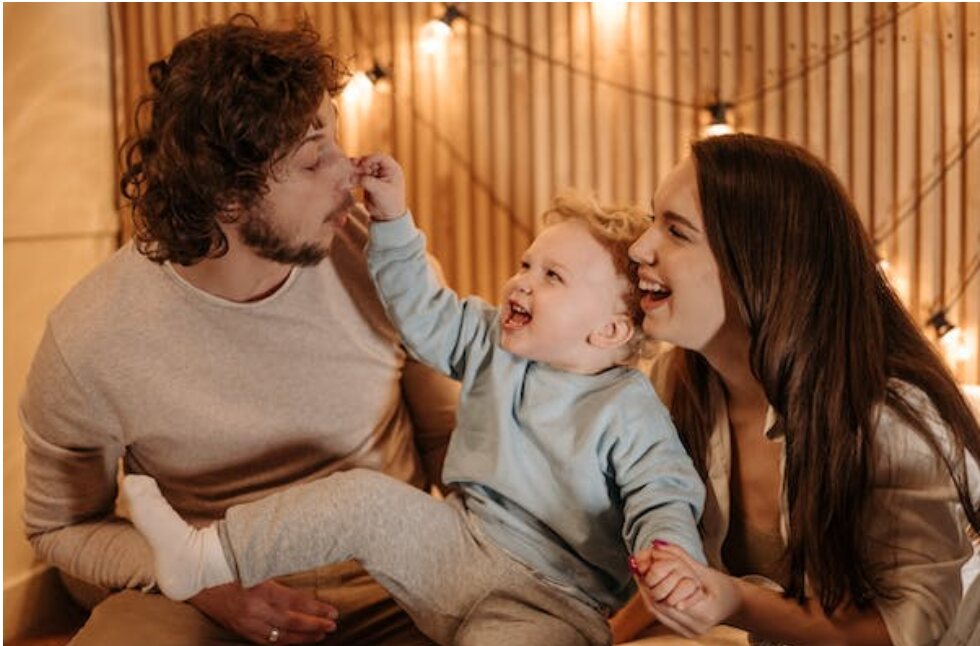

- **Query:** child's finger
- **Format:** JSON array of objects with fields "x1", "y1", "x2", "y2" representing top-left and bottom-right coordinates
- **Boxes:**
[{"x1": 641, "y1": 556, "x2": 686, "y2": 589}]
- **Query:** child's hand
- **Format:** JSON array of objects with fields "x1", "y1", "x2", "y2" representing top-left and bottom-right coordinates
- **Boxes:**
[
  {"x1": 632, "y1": 541, "x2": 742, "y2": 638},
  {"x1": 630, "y1": 540, "x2": 705, "y2": 612},
  {"x1": 355, "y1": 153, "x2": 406, "y2": 221}
]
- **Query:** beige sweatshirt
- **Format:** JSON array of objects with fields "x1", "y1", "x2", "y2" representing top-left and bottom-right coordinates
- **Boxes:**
[{"x1": 20, "y1": 214, "x2": 458, "y2": 592}]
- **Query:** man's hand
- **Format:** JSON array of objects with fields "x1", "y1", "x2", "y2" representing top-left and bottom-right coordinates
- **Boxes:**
[
  {"x1": 188, "y1": 580, "x2": 338, "y2": 645},
  {"x1": 354, "y1": 153, "x2": 406, "y2": 221}
]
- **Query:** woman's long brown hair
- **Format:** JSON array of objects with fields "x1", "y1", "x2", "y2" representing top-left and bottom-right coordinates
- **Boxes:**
[{"x1": 666, "y1": 133, "x2": 980, "y2": 613}]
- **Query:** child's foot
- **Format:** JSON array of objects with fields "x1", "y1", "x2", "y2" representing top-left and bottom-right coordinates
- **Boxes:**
[{"x1": 122, "y1": 474, "x2": 234, "y2": 600}]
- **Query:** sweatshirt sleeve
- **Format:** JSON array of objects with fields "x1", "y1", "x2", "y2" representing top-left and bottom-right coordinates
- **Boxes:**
[
  {"x1": 611, "y1": 379, "x2": 707, "y2": 564},
  {"x1": 21, "y1": 323, "x2": 155, "y2": 591},
  {"x1": 368, "y1": 213, "x2": 497, "y2": 381}
]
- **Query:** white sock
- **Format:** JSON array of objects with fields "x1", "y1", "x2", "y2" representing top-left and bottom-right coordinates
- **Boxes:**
[{"x1": 122, "y1": 474, "x2": 234, "y2": 600}]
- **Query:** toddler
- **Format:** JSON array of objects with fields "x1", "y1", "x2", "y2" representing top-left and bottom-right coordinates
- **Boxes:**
[{"x1": 124, "y1": 155, "x2": 706, "y2": 646}]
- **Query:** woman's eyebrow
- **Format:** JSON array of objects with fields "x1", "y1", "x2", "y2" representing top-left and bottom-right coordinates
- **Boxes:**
[{"x1": 664, "y1": 210, "x2": 701, "y2": 233}]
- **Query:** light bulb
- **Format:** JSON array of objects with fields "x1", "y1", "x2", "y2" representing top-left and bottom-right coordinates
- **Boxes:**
[
  {"x1": 420, "y1": 18, "x2": 453, "y2": 55},
  {"x1": 342, "y1": 72, "x2": 374, "y2": 110}
]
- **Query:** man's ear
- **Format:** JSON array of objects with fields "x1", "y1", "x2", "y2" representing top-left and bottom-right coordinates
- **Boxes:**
[
  {"x1": 217, "y1": 200, "x2": 244, "y2": 225},
  {"x1": 588, "y1": 314, "x2": 635, "y2": 350}
]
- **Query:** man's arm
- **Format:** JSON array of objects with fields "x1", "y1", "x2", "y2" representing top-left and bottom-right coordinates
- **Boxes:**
[
  {"x1": 21, "y1": 324, "x2": 155, "y2": 592},
  {"x1": 400, "y1": 357, "x2": 459, "y2": 491}
]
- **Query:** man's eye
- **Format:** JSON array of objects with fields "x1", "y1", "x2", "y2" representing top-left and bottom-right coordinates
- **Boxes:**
[{"x1": 305, "y1": 158, "x2": 322, "y2": 172}]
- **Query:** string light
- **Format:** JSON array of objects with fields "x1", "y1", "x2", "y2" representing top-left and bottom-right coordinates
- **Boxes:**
[
  {"x1": 877, "y1": 259, "x2": 911, "y2": 303},
  {"x1": 420, "y1": 4, "x2": 462, "y2": 55},
  {"x1": 702, "y1": 102, "x2": 735, "y2": 138},
  {"x1": 923, "y1": 252, "x2": 980, "y2": 365},
  {"x1": 928, "y1": 310, "x2": 957, "y2": 339}
]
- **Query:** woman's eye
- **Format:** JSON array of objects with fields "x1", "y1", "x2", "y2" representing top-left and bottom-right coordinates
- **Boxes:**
[{"x1": 669, "y1": 225, "x2": 689, "y2": 241}]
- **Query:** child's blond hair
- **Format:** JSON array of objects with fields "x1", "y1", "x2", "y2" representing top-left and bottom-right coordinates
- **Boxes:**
[{"x1": 541, "y1": 190, "x2": 651, "y2": 362}]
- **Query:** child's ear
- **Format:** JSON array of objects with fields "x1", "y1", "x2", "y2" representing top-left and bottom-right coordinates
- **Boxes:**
[{"x1": 588, "y1": 314, "x2": 635, "y2": 350}]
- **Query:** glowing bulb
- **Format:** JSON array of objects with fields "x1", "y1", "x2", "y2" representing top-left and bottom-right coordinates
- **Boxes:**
[
  {"x1": 420, "y1": 18, "x2": 453, "y2": 55},
  {"x1": 703, "y1": 122, "x2": 735, "y2": 137},
  {"x1": 941, "y1": 327, "x2": 976, "y2": 364},
  {"x1": 878, "y1": 259, "x2": 910, "y2": 303},
  {"x1": 341, "y1": 72, "x2": 374, "y2": 110},
  {"x1": 702, "y1": 102, "x2": 735, "y2": 138},
  {"x1": 592, "y1": 0, "x2": 629, "y2": 31}
]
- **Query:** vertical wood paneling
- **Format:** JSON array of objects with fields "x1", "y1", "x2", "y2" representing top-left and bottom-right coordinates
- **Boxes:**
[
  {"x1": 850, "y1": 3, "x2": 873, "y2": 229},
  {"x1": 960, "y1": 3, "x2": 980, "y2": 380},
  {"x1": 110, "y1": 2, "x2": 980, "y2": 382},
  {"x1": 529, "y1": 3, "x2": 552, "y2": 223},
  {"x1": 652, "y1": 3, "x2": 675, "y2": 184}
]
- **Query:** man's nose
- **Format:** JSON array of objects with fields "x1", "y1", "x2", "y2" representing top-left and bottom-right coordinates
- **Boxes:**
[{"x1": 340, "y1": 158, "x2": 358, "y2": 191}]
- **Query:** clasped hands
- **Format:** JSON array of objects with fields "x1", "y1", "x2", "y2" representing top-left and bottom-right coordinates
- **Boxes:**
[{"x1": 630, "y1": 540, "x2": 742, "y2": 638}]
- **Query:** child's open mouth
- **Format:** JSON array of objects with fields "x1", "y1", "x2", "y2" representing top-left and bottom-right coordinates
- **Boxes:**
[{"x1": 503, "y1": 300, "x2": 533, "y2": 329}]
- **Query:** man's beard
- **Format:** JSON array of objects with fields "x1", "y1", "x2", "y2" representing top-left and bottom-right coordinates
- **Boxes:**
[{"x1": 238, "y1": 202, "x2": 347, "y2": 267}]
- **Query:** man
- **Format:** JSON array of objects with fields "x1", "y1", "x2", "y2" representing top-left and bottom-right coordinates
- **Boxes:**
[{"x1": 20, "y1": 15, "x2": 456, "y2": 645}]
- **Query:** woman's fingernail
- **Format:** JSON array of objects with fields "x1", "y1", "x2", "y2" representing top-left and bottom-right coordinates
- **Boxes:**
[
  {"x1": 652, "y1": 539, "x2": 671, "y2": 548},
  {"x1": 627, "y1": 555, "x2": 640, "y2": 573}
]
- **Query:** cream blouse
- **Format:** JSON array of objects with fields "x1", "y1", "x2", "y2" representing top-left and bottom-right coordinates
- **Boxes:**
[{"x1": 692, "y1": 374, "x2": 976, "y2": 646}]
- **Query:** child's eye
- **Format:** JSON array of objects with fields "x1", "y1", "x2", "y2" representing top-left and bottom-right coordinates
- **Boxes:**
[
  {"x1": 545, "y1": 269, "x2": 563, "y2": 283},
  {"x1": 519, "y1": 261, "x2": 531, "y2": 271}
]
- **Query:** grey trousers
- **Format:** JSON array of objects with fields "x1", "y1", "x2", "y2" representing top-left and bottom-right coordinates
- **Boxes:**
[{"x1": 219, "y1": 469, "x2": 612, "y2": 646}]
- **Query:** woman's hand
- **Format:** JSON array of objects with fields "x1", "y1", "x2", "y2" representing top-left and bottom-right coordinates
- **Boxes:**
[{"x1": 634, "y1": 542, "x2": 743, "y2": 638}]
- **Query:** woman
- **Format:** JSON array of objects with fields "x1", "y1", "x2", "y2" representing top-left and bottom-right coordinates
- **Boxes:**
[{"x1": 614, "y1": 134, "x2": 980, "y2": 645}]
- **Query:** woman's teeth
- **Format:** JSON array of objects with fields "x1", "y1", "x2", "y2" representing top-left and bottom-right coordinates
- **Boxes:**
[{"x1": 639, "y1": 279, "x2": 671, "y2": 300}]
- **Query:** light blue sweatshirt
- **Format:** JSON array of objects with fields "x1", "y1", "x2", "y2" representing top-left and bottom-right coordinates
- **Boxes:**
[{"x1": 368, "y1": 213, "x2": 706, "y2": 611}]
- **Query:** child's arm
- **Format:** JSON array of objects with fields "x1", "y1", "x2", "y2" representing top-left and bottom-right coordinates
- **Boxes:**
[
  {"x1": 611, "y1": 390, "x2": 706, "y2": 564},
  {"x1": 357, "y1": 154, "x2": 497, "y2": 380}
]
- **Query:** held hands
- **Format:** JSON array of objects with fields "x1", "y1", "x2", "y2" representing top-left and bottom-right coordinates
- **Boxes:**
[
  {"x1": 188, "y1": 580, "x2": 338, "y2": 645},
  {"x1": 354, "y1": 154, "x2": 406, "y2": 221},
  {"x1": 630, "y1": 540, "x2": 742, "y2": 638}
]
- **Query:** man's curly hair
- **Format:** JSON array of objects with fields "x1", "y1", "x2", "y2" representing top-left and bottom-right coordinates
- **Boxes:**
[
  {"x1": 541, "y1": 191, "x2": 652, "y2": 361},
  {"x1": 120, "y1": 14, "x2": 347, "y2": 265}
]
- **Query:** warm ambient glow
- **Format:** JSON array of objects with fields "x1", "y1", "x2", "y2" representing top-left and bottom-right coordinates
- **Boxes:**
[
  {"x1": 591, "y1": 0, "x2": 629, "y2": 32},
  {"x1": 419, "y1": 5, "x2": 462, "y2": 56},
  {"x1": 341, "y1": 71, "x2": 374, "y2": 110},
  {"x1": 942, "y1": 327, "x2": 976, "y2": 365},
  {"x1": 702, "y1": 122, "x2": 735, "y2": 137},
  {"x1": 877, "y1": 259, "x2": 911, "y2": 303}
]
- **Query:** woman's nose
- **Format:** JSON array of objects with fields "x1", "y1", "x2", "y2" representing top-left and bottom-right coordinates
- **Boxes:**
[{"x1": 629, "y1": 229, "x2": 657, "y2": 264}]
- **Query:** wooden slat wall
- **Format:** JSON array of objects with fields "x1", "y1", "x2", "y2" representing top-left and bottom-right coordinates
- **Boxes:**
[{"x1": 110, "y1": 2, "x2": 980, "y2": 382}]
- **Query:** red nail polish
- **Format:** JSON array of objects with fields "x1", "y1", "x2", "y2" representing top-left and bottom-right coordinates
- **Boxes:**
[
  {"x1": 627, "y1": 555, "x2": 640, "y2": 574},
  {"x1": 652, "y1": 539, "x2": 670, "y2": 548}
]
